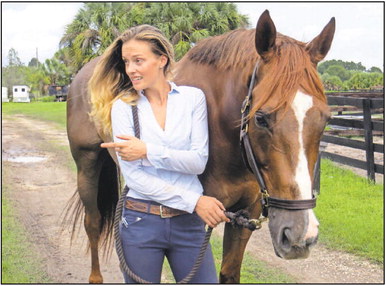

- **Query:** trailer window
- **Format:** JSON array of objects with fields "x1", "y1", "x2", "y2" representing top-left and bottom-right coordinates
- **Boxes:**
[
  {"x1": 14, "y1": 88, "x2": 18, "y2": 92},
  {"x1": 22, "y1": 88, "x2": 25, "y2": 92}
]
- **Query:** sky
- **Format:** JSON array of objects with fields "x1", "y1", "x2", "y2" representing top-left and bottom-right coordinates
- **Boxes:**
[{"x1": 1, "y1": 2, "x2": 384, "y2": 70}]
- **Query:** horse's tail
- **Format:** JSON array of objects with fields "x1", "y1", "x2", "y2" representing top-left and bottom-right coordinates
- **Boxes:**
[
  {"x1": 97, "y1": 149, "x2": 120, "y2": 257},
  {"x1": 61, "y1": 149, "x2": 120, "y2": 258}
]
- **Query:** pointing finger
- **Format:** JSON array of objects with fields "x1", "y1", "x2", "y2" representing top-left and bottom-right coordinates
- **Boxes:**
[
  {"x1": 101, "y1": 142, "x2": 117, "y2": 148},
  {"x1": 101, "y1": 141, "x2": 129, "y2": 148},
  {"x1": 116, "y1": 135, "x2": 135, "y2": 141}
]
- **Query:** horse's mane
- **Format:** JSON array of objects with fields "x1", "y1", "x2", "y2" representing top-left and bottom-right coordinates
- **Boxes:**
[
  {"x1": 187, "y1": 28, "x2": 326, "y2": 115},
  {"x1": 188, "y1": 29, "x2": 258, "y2": 70}
]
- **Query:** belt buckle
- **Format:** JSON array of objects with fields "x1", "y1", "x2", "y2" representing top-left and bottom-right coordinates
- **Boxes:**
[{"x1": 160, "y1": 205, "x2": 172, "y2": 218}]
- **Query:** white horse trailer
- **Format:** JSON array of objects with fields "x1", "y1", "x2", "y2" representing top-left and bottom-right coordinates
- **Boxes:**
[
  {"x1": 12, "y1": 85, "x2": 30, "y2": 103},
  {"x1": 2, "y1": 87, "x2": 9, "y2": 102}
]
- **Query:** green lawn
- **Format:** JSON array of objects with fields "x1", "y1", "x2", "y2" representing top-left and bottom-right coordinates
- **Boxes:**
[
  {"x1": 2, "y1": 102, "x2": 67, "y2": 129},
  {"x1": 316, "y1": 159, "x2": 384, "y2": 263}
]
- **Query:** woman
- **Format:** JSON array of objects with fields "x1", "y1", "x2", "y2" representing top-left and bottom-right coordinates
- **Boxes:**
[{"x1": 89, "y1": 25, "x2": 229, "y2": 283}]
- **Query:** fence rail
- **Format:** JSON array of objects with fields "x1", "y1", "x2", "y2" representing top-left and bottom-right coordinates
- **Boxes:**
[{"x1": 314, "y1": 93, "x2": 384, "y2": 192}]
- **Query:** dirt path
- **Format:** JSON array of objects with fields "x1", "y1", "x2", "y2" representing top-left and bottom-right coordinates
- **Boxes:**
[
  {"x1": 2, "y1": 115, "x2": 384, "y2": 283},
  {"x1": 2, "y1": 115, "x2": 122, "y2": 283}
]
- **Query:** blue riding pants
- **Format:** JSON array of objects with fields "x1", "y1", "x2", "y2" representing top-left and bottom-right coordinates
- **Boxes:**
[{"x1": 119, "y1": 198, "x2": 218, "y2": 283}]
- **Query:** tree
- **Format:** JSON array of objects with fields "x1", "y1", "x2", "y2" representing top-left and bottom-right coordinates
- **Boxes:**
[
  {"x1": 345, "y1": 72, "x2": 383, "y2": 90},
  {"x1": 321, "y1": 74, "x2": 343, "y2": 91},
  {"x1": 318, "y1": 59, "x2": 383, "y2": 91},
  {"x1": 368, "y1": 66, "x2": 382, "y2": 73},
  {"x1": 324, "y1": 65, "x2": 351, "y2": 82},
  {"x1": 25, "y1": 65, "x2": 50, "y2": 97},
  {"x1": 42, "y1": 57, "x2": 72, "y2": 86},
  {"x1": 143, "y1": 3, "x2": 249, "y2": 59},
  {"x1": 7, "y1": 48, "x2": 23, "y2": 66},
  {"x1": 28, "y1": 57, "x2": 40, "y2": 68},
  {"x1": 60, "y1": 3, "x2": 137, "y2": 71},
  {"x1": 318, "y1": 59, "x2": 368, "y2": 74},
  {"x1": 60, "y1": 2, "x2": 248, "y2": 72}
]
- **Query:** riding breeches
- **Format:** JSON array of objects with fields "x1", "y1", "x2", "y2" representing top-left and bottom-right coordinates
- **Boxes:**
[{"x1": 119, "y1": 197, "x2": 218, "y2": 283}]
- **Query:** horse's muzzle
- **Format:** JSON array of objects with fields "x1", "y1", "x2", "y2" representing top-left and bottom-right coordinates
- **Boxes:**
[{"x1": 268, "y1": 207, "x2": 318, "y2": 260}]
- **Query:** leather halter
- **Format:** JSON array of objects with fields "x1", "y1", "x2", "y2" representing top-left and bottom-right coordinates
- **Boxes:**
[{"x1": 240, "y1": 62, "x2": 316, "y2": 218}]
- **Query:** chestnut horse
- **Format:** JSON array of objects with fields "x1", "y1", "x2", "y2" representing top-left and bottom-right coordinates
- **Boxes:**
[{"x1": 66, "y1": 10, "x2": 335, "y2": 283}]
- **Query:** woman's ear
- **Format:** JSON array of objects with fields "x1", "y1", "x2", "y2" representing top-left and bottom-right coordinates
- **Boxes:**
[{"x1": 160, "y1": 55, "x2": 168, "y2": 69}]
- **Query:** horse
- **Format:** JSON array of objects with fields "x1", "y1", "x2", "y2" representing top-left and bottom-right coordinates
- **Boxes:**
[{"x1": 66, "y1": 10, "x2": 335, "y2": 283}]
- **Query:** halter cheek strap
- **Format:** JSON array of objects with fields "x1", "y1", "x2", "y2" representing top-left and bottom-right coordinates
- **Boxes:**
[{"x1": 239, "y1": 62, "x2": 317, "y2": 218}]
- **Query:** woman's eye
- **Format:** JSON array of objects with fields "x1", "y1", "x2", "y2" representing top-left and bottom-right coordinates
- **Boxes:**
[{"x1": 254, "y1": 111, "x2": 269, "y2": 128}]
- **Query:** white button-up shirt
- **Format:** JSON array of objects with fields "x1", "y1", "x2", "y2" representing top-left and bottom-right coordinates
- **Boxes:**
[{"x1": 111, "y1": 82, "x2": 208, "y2": 213}]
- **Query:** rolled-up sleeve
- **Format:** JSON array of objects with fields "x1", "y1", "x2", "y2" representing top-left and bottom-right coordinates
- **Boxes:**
[
  {"x1": 146, "y1": 90, "x2": 209, "y2": 174},
  {"x1": 111, "y1": 100, "x2": 201, "y2": 213}
]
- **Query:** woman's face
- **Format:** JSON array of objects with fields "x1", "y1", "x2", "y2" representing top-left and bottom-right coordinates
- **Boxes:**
[{"x1": 121, "y1": 39, "x2": 167, "y2": 91}]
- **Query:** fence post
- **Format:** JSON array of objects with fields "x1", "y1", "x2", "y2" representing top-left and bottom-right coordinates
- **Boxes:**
[{"x1": 362, "y1": 98, "x2": 375, "y2": 182}]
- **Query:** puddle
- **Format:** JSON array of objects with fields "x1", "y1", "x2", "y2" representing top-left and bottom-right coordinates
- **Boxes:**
[{"x1": 4, "y1": 156, "x2": 47, "y2": 163}]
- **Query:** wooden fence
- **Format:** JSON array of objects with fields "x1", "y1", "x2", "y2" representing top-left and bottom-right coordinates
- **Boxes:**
[{"x1": 313, "y1": 92, "x2": 384, "y2": 192}]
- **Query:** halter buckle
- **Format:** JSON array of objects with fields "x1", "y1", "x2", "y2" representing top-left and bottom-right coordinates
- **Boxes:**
[
  {"x1": 241, "y1": 96, "x2": 250, "y2": 114},
  {"x1": 248, "y1": 217, "x2": 268, "y2": 230}
]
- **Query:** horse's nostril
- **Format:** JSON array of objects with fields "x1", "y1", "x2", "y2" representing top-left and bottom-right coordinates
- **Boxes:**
[
  {"x1": 281, "y1": 228, "x2": 291, "y2": 249},
  {"x1": 306, "y1": 235, "x2": 318, "y2": 247}
]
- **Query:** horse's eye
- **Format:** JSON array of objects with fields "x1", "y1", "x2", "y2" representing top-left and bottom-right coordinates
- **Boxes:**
[{"x1": 254, "y1": 111, "x2": 269, "y2": 128}]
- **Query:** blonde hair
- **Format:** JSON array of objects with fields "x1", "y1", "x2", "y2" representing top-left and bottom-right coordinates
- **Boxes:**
[{"x1": 89, "y1": 25, "x2": 175, "y2": 136}]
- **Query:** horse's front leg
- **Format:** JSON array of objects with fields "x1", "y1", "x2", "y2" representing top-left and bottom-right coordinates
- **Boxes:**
[{"x1": 220, "y1": 202, "x2": 261, "y2": 283}]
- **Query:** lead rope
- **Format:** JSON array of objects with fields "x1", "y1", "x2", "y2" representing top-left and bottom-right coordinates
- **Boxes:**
[{"x1": 113, "y1": 104, "x2": 214, "y2": 283}]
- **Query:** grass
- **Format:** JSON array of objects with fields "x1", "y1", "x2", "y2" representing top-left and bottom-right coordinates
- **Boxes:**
[
  {"x1": 2, "y1": 102, "x2": 67, "y2": 129},
  {"x1": 1, "y1": 177, "x2": 52, "y2": 283},
  {"x1": 316, "y1": 159, "x2": 384, "y2": 263}
]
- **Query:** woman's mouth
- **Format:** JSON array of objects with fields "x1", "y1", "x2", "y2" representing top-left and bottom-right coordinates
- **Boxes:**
[{"x1": 131, "y1": 76, "x2": 143, "y2": 85}]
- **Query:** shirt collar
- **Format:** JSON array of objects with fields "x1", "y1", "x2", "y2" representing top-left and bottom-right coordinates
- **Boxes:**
[
  {"x1": 138, "y1": 81, "x2": 180, "y2": 97},
  {"x1": 168, "y1": 81, "x2": 180, "y2": 94}
]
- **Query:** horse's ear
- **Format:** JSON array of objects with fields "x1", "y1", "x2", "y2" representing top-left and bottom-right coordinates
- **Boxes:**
[
  {"x1": 255, "y1": 10, "x2": 277, "y2": 61},
  {"x1": 306, "y1": 17, "x2": 336, "y2": 64}
]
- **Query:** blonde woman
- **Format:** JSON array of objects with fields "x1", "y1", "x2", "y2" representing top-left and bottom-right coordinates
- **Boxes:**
[{"x1": 90, "y1": 25, "x2": 229, "y2": 283}]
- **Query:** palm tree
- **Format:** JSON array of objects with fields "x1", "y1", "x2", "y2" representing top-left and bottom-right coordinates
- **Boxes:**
[
  {"x1": 43, "y1": 57, "x2": 71, "y2": 86},
  {"x1": 60, "y1": 3, "x2": 249, "y2": 72}
]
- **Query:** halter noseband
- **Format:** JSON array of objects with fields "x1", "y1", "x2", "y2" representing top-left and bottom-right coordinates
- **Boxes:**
[{"x1": 239, "y1": 62, "x2": 316, "y2": 218}]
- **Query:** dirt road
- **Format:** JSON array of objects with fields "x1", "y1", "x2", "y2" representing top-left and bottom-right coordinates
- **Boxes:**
[{"x1": 2, "y1": 115, "x2": 384, "y2": 283}]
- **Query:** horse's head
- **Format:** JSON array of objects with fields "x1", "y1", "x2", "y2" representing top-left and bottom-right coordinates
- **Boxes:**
[{"x1": 247, "y1": 10, "x2": 335, "y2": 259}]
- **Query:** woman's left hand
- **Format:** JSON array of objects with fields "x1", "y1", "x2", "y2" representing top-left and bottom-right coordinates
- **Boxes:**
[{"x1": 101, "y1": 135, "x2": 147, "y2": 161}]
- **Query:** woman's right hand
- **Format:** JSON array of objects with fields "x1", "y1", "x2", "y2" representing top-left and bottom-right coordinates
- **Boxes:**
[{"x1": 194, "y1": 196, "x2": 230, "y2": 228}]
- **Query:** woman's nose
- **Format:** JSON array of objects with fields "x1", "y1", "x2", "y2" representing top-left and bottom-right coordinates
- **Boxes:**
[{"x1": 126, "y1": 63, "x2": 136, "y2": 75}]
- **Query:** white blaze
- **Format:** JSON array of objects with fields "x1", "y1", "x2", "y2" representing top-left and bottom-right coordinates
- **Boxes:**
[
  {"x1": 291, "y1": 91, "x2": 313, "y2": 199},
  {"x1": 291, "y1": 91, "x2": 319, "y2": 239}
]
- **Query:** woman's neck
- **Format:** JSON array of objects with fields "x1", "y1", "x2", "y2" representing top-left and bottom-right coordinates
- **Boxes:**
[{"x1": 143, "y1": 80, "x2": 171, "y2": 105}]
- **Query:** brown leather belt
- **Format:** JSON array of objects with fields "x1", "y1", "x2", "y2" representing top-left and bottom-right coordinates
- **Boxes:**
[{"x1": 125, "y1": 199, "x2": 188, "y2": 218}]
